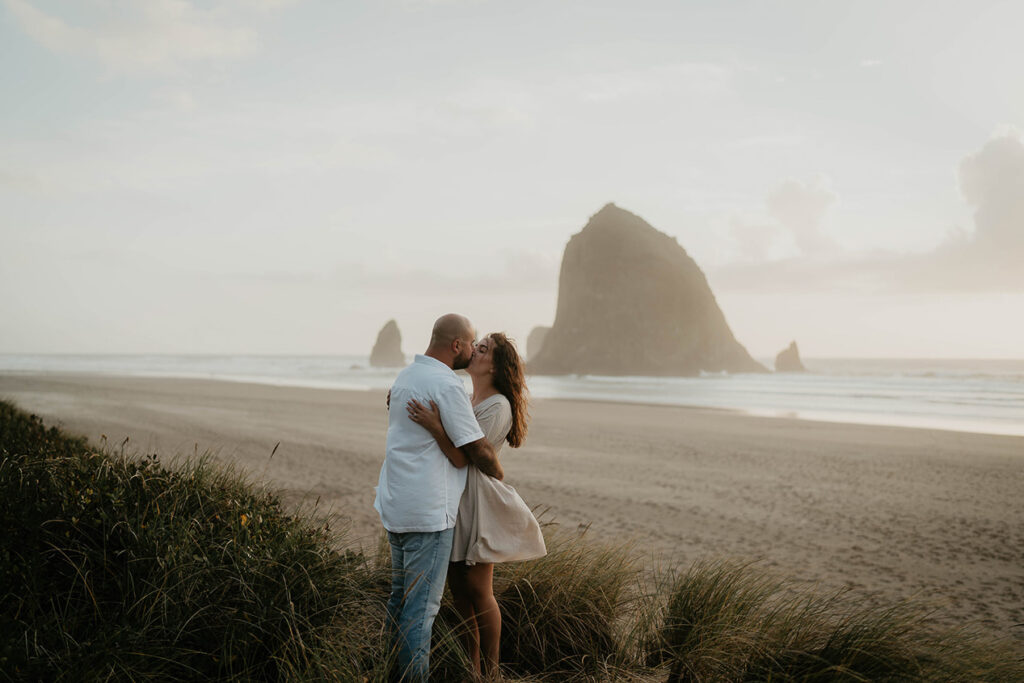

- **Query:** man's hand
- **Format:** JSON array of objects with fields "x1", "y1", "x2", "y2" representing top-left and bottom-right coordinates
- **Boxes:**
[
  {"x1": 460, "y1": 438, "x2": 504, "y2": 480},
  {"x1": 407, "y1": 399, "x2": 444, "y2": 439}
]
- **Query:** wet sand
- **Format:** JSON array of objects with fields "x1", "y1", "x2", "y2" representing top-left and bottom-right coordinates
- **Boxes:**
[{"x1": 2, "y1": 372, "x2": 1022, "y2": 642}]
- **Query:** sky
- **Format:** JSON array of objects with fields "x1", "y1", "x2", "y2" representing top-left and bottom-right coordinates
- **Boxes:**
[{"x1": 2, "y1": 0, "x2": 1023, "y2": 359}]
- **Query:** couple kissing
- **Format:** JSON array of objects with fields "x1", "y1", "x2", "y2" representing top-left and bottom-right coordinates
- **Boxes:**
[{"x1": 374, "y1": 313, "x2": 546, "y2": 681}]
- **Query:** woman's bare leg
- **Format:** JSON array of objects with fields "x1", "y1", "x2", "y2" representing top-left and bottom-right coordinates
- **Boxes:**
[
  {"x1": 464, "y1": 563, "x2": 500, "y2": 679},
  {"x1": 448, "y1": 561, "x2": 481, "y2": 677}
]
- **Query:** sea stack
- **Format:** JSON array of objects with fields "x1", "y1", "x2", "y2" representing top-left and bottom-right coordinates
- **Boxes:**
[
  {"x1": 529, "y1": 203, "x2": 766, "y2": 376},
  {"x1": 775, "y1": 341, "x2": 807, "y2": 372},
  {"x1": 527, "y1": 326, "x2": 551, "y2": 360},
  {"x1": 370, "y1": 319, "x2": 405, "y2": 367}
]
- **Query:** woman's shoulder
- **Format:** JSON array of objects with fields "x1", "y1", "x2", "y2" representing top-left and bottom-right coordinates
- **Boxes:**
[
  {"x1": 474, "y1": 392, "x2": 511, "y2": 416},
  {"x1": 474, "y1": 393, "x2": 513, "y2": 447}
]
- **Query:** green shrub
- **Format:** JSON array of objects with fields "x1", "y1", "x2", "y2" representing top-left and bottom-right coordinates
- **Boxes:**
[
  {"x1": 492, "y1": 527, "x2": 639, "y2": 678},
  {"x1": 0, "y1": 401, "x2": 390, "y2": 681},
  {"x1": 410, "y1": 524, "x2": 640, "y2": 681},
  {"x1": 653, "y1": 560, "x2": 779, "y2": 681},
  {"x1": 646, "y1": 559, "x2": 1024, "y2": 683}
]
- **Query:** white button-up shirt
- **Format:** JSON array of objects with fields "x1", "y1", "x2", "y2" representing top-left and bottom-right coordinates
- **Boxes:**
[{"x1": 374, "y1": 354, "x2": 485, "y2": 533}]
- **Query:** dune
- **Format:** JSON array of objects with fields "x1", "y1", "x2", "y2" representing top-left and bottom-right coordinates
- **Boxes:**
[{"x1": 1, "y1": 371, "x2": 1021, "y2": 644}]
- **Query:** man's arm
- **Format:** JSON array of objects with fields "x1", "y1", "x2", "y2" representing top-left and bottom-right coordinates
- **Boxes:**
[
  {"x1": 460, "y1": 438, "x2": 504, "y2": 480},
  {"x1": 431, "y1": 426, "x2": 469, "y2": 468},
  {"x1": 406, "y1": 398, "x2": 468, "y2": 468},
  {"x1": 406, "y1": 398, "x2": 503, "y2": 479}
]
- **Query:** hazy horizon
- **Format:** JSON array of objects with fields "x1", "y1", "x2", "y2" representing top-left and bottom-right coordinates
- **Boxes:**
[
  {"x1": 3, "y1": 1, "x2": 1023, "y2": 359},
  {"x1": 5, "y1": 351, "x2": 1024, "y2": 361}
]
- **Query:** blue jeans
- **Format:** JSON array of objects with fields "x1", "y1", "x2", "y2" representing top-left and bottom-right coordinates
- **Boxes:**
[{"x1": 385, "y1": 527, "x2": 455, "y2": 682}]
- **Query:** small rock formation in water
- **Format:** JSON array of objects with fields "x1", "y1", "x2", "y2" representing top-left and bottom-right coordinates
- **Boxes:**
[
  {"x1": 529, "y1": 203, "x2": 766, "y2": 376},
  {"x1": 774, "y1": 341, "x2": 806, "y2": 372},
  {"x1": 527, "y1": 326, "x2": 551, "y2": 360},
  {"x1": 370, "y1": 319, "x2": 405, "y2": 367}
]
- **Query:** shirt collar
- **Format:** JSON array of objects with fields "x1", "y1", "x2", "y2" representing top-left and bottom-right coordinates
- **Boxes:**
[{"x1": 414, "y1": 354, "x2": 454, "y2": 373}]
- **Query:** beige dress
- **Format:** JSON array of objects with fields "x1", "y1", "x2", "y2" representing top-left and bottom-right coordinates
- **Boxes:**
[{"x1": 450, "y1": 393, "x2": 547, "y2": 565}]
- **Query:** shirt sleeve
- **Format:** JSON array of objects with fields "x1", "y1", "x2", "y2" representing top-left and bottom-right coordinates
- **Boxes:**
[{"x1": 435, "y1": 381, "x2": 485, "y2": 448}]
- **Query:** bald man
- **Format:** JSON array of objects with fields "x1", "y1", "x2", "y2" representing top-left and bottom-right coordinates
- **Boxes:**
[{"x1": 374, "y1": 313, "x2": 503, "y2": 682}]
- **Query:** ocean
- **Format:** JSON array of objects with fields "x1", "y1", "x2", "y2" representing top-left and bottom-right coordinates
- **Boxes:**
[{"x1": 1, "y1": 355, "x2": 1023, "y2": 438}]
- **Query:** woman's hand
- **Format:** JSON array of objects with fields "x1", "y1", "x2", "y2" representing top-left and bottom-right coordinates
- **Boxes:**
[{"x1": 407, "y1": 398, "x2": 444, "y2": 438}]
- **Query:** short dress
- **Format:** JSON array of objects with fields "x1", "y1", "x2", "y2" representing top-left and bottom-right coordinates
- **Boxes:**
[{"x1": 450, "y1": 393, "x2": 547, "y2": 565}]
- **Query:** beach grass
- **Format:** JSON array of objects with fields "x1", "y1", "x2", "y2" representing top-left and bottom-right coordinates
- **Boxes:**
[
  {"x1": 0, "y1": 401, "x2": 391, "y2": 681},
  {"x1": 2, "y1": 400, "x2": 1021, "y2": 681},
  {"x1": 637, "y1": 559, "x2": 1024, "y2": 682}
]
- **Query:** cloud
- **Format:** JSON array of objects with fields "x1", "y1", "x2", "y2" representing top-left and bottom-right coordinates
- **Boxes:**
[
  {"x1": 580, "y1": 62, "x2": 734, "y2": 103},
  {"x1": 729, "y1": 177, "x2": 838, "y2": 260},
  {"x1": 223, "y1": 247, "x2": 561, "y2": 295},
  {"x1": 958, "y1": 131, "x2": 1024, "y2": 257},
  {"x1": 728, "y1": 215, "x2": 780, "y2": 261},
  {"x1": 900, "y1": 131, "x2": 1024, "y2": 290},
  {"x1": 726, "y1": 134, "x2": 806, "y2": 150},
  {"x1": 231, "y1": 0, "x2": 300, "y2": 9},
  {"x1": 0, "y1": 169, "x2": 44, "y2": 191},
  {"x1": 151, "y1": 86, "x2": 197, "y2": 112},
  {"x1": 766, "y1": 178, "x2": 838, "y2": 254},
  {"x1": 336, "y1": 247, "x2": 560, "y2": 294},
  {"x1": 718, "y1": 132, "x2": 1024, "y2": 292},
  {"x1": 438, "y1": 79, "x2": 540, "y2": 133},
  {"x1": 3, "y1": 0, "x2": 267, "y2": 74}
]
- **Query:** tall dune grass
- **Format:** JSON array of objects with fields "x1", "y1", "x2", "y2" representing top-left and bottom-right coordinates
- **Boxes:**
[
  {"x1": 0, "y1": 401, "x2": 390, "y2": 680},
  {"x1": 639, "y1": 559, "x2": 1024, "y2": 682},
  {"x1": 492, "y1": 527, "x2": 639, "y2": 677},
  {"x1": 2, "y1": 400, "x2": 1020, "y2": 681}
]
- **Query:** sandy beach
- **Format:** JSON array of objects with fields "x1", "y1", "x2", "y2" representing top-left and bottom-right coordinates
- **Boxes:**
[{"x1": 2, "y1": 372, "x2": 1022, "y2": 644}]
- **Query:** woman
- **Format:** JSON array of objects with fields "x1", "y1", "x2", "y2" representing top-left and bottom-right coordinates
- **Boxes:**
[{"x1": 406, "y1": 332, "x2": 546, "y2": 680}]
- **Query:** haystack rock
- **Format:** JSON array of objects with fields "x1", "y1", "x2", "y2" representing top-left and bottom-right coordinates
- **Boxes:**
[
  {"x1": 370, "y1": 319, "x2": 405, "y2": 367},
  {"x1": 529, "y1": 203, "x2": 766, "y2": 376},
  {"x1": 775, "y1": 341, "x2": 806, "y2": 372},
  {"x1": 527, "y1": 326, "x2": 551, "y2": 360}
]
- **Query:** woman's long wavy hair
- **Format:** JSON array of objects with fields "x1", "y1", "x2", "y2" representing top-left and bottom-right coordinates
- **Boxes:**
[{"x1": 488, "y1": 332, "x2": 529, "y2": 448}]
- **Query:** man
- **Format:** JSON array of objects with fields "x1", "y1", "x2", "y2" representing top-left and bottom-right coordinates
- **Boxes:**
[{"x1": 374, "y1": 313, "x2": 504, "y2": 682}]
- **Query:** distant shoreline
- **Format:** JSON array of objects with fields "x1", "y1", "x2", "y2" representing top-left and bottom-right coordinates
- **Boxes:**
[{"x1": 2, "y1": 365, "x2": 1022, "y2": 439}]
